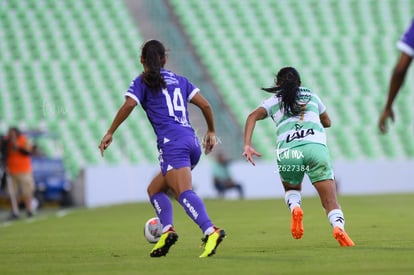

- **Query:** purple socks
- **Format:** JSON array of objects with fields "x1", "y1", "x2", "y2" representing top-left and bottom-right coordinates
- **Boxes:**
[
  {"x1": 150, "y1": 190, "x2": 214, "y2": 234},
  {"x1": 178, "y1": 190, "x2": 213, "y2": 233},
  {"x1": 150, "y1": 192, "x2": 173, "y2": 232}
]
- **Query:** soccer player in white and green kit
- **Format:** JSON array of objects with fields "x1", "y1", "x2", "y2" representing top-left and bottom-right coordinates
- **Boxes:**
[{"x1": 243, "y1": 67, "x2": 354, "y2": 247}]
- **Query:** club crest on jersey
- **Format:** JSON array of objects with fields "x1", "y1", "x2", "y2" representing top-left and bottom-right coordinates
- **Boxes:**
[
  {"x1": 286, "y1": 128, "x2": 315, "y2": 143},
  {"x1": 295, "y1": 123, "x2": 303, "y2": 131}
]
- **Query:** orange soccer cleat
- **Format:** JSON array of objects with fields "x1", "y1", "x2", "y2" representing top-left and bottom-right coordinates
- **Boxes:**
[
  {"x1": 333, "y1": 226, "x2": 355, "y2": 247},
  {"x1": 291, "y1": 206, "x2": 304, "y2": 239}
]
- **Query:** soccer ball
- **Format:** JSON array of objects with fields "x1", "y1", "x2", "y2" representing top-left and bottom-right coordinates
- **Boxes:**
[{"x1": 144, "y1": 217, "x2": 163, "y2": 243}]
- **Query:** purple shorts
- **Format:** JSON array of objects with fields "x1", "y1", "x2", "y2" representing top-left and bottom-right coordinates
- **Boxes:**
[{"x1": 158, "y1": 135, "x2": 202, "y2": 175}]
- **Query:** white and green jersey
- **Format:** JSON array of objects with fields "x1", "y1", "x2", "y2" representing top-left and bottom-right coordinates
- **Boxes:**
[{"x1": 260, "y1": 87, "x2": 327, "y2": 152}]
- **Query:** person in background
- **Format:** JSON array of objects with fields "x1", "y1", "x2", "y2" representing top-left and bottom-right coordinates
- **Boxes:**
[
  {"x1": 99, "y1": 40, "x2": 225, "y2": 258},
  {"x1": 212, "y1": 152, "x2": 244, "y2": 199},
  {"x1": 5, "y1": 127, "x2": 35, "y2": 219},
  {"x1": 243, "y1": 67, "x2": 354, "y2": 247},
  {"x1": 379, "y1": 18, "x2": 414, "y2": 133}
]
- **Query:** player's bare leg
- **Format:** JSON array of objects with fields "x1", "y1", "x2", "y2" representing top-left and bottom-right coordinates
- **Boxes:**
[{"x1": 314, "y1": 179, "x2": 354, "y2": 247}]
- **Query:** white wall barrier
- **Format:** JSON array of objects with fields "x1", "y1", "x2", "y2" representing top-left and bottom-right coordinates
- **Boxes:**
[{"x1": 80, "y1": 159, "x2": 414, "y2": 208}]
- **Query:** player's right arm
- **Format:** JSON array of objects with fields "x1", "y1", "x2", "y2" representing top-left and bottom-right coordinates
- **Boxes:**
[
  {"x1": 379, "y1": 19, "x2": 414, "y2": 133},
  {"x1": 243, "y1": 107, "x2": 266, "y2": 166},
  {"x1": 190, "y1": 92, "x2": 216, "y2": 154},
  {"x1": 99, "y1": 97, "x2": 137, "y2": 156},
  {"x1": 379, "y1": 52, "x2": 412, "y2": 133}
]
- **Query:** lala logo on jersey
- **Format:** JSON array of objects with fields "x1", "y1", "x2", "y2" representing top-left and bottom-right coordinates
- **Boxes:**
[{"x1": 286, "y1": 128, "x2": 315, "y2": 143}]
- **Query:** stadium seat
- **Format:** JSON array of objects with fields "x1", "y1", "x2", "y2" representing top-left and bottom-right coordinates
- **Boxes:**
[
  {"x1": 169, "y1": 0, "x2": 414, "y2": 160},
  {"x1": 0, "y1": 0, "x2": 148, "y2": 178},
  {"x1": 2, "y1": 0, "x2": 414, "y2": 181}
]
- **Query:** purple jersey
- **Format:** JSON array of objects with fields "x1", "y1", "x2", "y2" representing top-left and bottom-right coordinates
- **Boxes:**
[
  {"x1": 125, "y1": 69, "x2": 199, "y2": 146},
  {"x1": 397, "y1": 18, "x2": 414, "y2": 56}
]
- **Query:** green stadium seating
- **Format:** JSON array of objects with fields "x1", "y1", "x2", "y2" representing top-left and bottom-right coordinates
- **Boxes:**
[
  {"x1": 0, "y1": 0, "x2": 146, "y2": 178},
  {"x1": 2, "y1": 0, "x2": 414, "y2": 181},
  {"x1": 169, "y1": 0, "x2": 414, "y2": 160}
]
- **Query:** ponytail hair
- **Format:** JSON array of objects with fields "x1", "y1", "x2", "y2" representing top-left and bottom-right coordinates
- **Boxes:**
[
  {"x1": 261, "y1": 67, "x2": 301, "y2": 115},
  {"x1": 140, "y1": 40, "x2": 167, "y2": 91}
]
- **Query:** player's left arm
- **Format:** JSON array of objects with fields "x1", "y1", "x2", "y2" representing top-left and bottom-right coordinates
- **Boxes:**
[
  {"x1": 314, "y1": 94, "x2": 331, "y2": 128},
  {"x1": 320, "y1": 112, "x2": 331, "y2": 128}
]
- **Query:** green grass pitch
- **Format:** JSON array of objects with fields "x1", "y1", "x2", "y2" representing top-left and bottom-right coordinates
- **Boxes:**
[{"x1": 1, "y1": 194, "x2": 413, "y2": 274}]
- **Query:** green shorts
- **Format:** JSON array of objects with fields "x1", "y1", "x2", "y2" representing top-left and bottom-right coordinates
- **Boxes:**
[{"x1": 276, "y1": 143, "x2": 334, "y2": 185}]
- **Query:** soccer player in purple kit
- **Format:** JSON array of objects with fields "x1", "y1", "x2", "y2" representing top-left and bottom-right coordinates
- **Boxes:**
[
  {"x1": 99, "y1": 40, "x2": 225, "y2": 258},
  {"x1": 379, "y1": 18, "x2": 414, "y2": 133}
]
